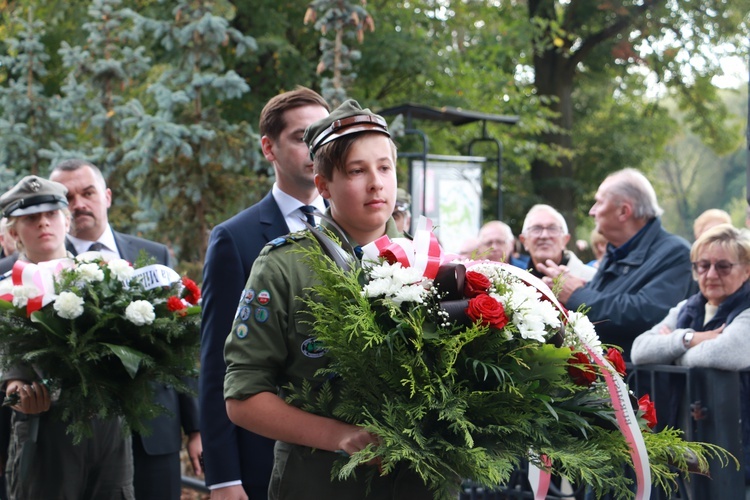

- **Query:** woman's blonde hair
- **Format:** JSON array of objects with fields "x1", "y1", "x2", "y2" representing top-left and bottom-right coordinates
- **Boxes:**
[{"x1": 690, "y1": 223, "x2": 750, "y2": 266}]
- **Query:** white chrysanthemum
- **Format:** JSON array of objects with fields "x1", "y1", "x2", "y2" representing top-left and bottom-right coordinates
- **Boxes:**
[
  {"x1": 567, "y1": 311, "x2": 602, "y2": 353},
  {"x1": 107, "y1": 259, "x2": 134, "y2": 281},
  {"x1": 53, "y1": 291, "x2": 85, "y2": 319},
  {"x1": 391, "y1": 284, "x2": 427, "y2": 305},
  {"x1": 496, "y1": 280, "x2": 562, "y2": 343},
  {"x1": 75, "y1": 251, "x2": 104, "y2": 263},
  {"x1": 76, "y1": 263, "x2": 105, "y2": 283},
  {"x1": 125, "y1": 300, "x2": 155, "y2": 326},
  {"x1": 362, "y1": 262, "x2": 429, "y2": 304},
  {"x1": 10, "y1": 285, "x2": 40, "y2": 308}
]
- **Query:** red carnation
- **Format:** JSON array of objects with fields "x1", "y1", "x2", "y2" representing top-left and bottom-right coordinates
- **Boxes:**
[
  {"x1": 638, "y1": 394, "x2": 657, "y2": 429},
  {"x1": 465, "y1": 294, "x2": 508, "y2": 330},
  {"x1": 567, "y1": 351, "x2": 596, "y2": 387},
  {"x1": 605, "y1": 348, "x2": 627, "y2": 377},
  {"x1": 464, "y1": 271, "x2": 491, "y2": 298},
  {"x1": 182, "y1": 277, "x2": 201, "y2": 305},
  {"x1": 167, "y1": 296, "x2": 187, "y2": 312}
]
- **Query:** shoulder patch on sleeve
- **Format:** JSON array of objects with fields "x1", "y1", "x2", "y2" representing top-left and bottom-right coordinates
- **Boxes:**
[{"x1": 266, "y1": 231, "x2": 309, "y2": 249}]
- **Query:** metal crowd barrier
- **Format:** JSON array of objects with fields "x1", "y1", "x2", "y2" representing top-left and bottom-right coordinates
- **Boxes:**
[{"x1": 459, "y1": 364, "x2": 748, "y2": 499}]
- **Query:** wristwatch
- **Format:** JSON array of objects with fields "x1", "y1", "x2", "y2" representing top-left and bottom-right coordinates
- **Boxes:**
[{"x1": 682, "y1": 331, "x2": 694, "y2": 349}]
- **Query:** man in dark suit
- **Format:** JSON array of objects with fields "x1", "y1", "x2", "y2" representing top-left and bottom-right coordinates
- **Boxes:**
[
  {"x1": 200, "y1": 87, "x2": 329, "y2": 499},
  {"x1": 50, "y1": 159, "x2": 202, "y2": 500}
]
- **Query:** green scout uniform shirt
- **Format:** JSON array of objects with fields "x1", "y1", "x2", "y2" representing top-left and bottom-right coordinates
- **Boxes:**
[{"x1": 223, "y1": 217, "x2": 402, "y2": 403}]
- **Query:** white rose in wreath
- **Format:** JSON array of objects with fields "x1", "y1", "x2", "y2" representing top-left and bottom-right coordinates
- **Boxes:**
[
  {"x1": 54, "y1": 291, "x2": 85, "y2": 319},
  {"x1": 125, "y1": 300, "x2": 155, "y2": 326},
  {"x1": 107, "y1": 259, "x2": 134, "y2": 281}
]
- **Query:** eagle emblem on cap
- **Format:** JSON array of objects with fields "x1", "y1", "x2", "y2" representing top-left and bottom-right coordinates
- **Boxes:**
[{"x1": 29, "y1": 178, "x2": 41, "y2": 192}]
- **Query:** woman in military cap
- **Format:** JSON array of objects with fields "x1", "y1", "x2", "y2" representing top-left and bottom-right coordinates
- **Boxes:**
[
  {"x1": 0, "y1": 175, "x2": 135, "y2": 499},
  {"x1": 224, "y1": 100, "x2": 434, "y2": 499},
  {"x1": 0, "y1": 175, "x2": 70, "y2": 268}
]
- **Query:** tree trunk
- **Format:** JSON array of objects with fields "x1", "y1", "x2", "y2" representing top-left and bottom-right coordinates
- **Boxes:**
[{"x1": 532, "y1": 45, "x2": 578, "y2": 236}]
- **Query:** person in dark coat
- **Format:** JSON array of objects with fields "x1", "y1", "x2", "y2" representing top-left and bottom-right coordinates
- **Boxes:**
[
  {"x1": 537, "y1": 168, "x2": 693, "y2": 359},
  {"x1": 200, "y1": 86, "x2": 329, "y2": 498}
]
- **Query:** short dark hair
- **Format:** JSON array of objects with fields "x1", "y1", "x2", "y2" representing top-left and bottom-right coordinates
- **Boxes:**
[
  {"x1": 313, "y1": 132, "x2": 397, "y2": 180},
  {"x1": 259, "y1": 87, "x2": 329, "y2": 141},
  {"x1": 50, "y1": 159, "x2": 107, "y2": 189}
]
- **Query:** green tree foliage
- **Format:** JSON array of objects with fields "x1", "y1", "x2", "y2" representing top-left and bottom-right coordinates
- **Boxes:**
[
  {"x1": 120, "y1": 0, "x2": 259, "y2": 263},
  {"x1": 303, "y1": 0, "x2": 375, "y2": 106},
  {"x1": 0, "y1": 10, "x2": 62, "y2": 180},
  {"x1": 524, "y1": 0, "x2": 749, "y2": 232}
]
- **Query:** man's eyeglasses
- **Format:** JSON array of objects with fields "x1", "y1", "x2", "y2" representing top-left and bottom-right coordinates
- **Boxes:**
[
  {"x1": 691, "y1": 260, "x2": 737, "y2": 276},
  {"x1": 525, "y1": 225, "x2": 563, "y2": 237}
]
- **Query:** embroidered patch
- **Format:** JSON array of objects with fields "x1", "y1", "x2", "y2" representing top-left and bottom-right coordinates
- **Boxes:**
[
  {"x1": 254, "y1": 306, "x2": 269, "y2": 323},
  {"x1": 239, "y1": 306, "x2": 251, "y2": 322},
  {"x1": 257, "y1": 290, "x2": 271, "y2": 306},
  {"x1": 244, "y1": 289, "x2": 255, "y2": 304},
  {"x1": 235, "y1": 323, "x2": 249, "y2": 339},
  {"x1": 301, "y1": 337, "x2": 327, "y2": 358}
]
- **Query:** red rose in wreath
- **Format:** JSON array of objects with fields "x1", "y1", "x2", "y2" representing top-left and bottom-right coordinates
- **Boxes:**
[
  {"x1": 464, "y1": 271, "x2": 491, "y2": 298},
  {"x1": 465, "y1": 294, "x2": 508, "y2": 330},
  {"x1": 605, "y1": 348, "x2": 627, "y2": 377},
  {"x1": 638, "y1": 394, "x2": 658, "y2": 429},
  {"x1": 568, "y1": 351, "x2": 596, "y2": 387}
]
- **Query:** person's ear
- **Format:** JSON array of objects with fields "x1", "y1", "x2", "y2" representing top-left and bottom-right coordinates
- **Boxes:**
[
  {"x1": 562, "y1": 233, "x2": 571, "y2": 246},
  {"x1": 261, "y1": 135, "x2": 275, "y2": 163},
  {"x1": 519, "y1": 234, "x2": 527, "y2": 248},
  {"x1": 619, "y1": 202, "x2": 632, "y2": 220},
  {"x1": 314, "y1": 174, "x2": 331, "y2": 200}
]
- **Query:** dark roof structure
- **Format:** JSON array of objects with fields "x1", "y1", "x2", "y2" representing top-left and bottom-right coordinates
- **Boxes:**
[{"x1": 378, "y1": 103, "x2": 519, "y2": 127}]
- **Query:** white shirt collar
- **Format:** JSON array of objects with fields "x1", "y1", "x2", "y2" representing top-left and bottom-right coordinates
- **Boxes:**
[
  {"x1": 271, "y1": 183, "x2": 327, "y2": 232},
  {"x1": 67, "y1": 224, "x2": 121, "y2": 259}
]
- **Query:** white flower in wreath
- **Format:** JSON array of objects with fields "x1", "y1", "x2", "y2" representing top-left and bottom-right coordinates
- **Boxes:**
[
  {"x1": 77, "y1": 263, "x2": 105, "y2": 283},
  {"x1": 54, "y1": 291, "x2": 85, "y2": 319},
  {"x1": 10, "y1": 285, "x2": 40, "y2": 308},
  {"x1": 107, "y1": 259, "x2": 134, "y2": 281},
  {"x1": 363, "y1": 262, "x2": 428, "y2": 305},
  {"x1": 566, "y1": 311, "x2": 602, "y2": 354},
  {"x1": 125, "y1": 300, "x2": 155, "y2": 326},
  {"x1": 75, "y1": 251, "x2": 104, "y2": 263}
]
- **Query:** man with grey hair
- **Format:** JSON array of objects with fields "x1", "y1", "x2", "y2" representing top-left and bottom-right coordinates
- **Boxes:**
[
  {"x1": 519, "y1": 204, "x2": 595, "y2": 281},
  {"x1": 538, "y1": 168, "x2": 692, "y2": 359},
  {"x1": 478, "y1": 220, "x2": 529, "y2": 268}
]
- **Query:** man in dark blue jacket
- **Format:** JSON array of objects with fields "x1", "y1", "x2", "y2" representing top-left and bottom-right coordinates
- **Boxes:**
[
  {"x1": 538, "y1": 168, "x2": 692, "y2": 359},
  {"x1": 200, "y1": 87, "x2": 329, "y2": 499}
]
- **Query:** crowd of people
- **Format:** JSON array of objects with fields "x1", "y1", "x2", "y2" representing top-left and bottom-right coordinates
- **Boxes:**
[{"x1": 0, "y1": 85, "x2": 748, "y2": 499}]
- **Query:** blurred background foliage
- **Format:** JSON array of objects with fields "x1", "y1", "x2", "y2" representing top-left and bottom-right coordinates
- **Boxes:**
[{"x1": 0, "y1": 0, "x2": 747, "y2": 275}]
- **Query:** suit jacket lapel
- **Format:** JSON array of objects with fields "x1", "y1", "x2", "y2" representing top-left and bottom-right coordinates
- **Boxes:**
[
  {"x1": 65, "y1": 239, "x2": 77, "y2": 256},
  {"x1": 113, "y1": 232, "x2": 139, "y2": 263},
  {"x1": 258, "y1": 193, "x2": 289, "y2": 243}
]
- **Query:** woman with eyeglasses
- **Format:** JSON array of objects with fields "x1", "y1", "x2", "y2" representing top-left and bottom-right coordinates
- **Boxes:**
[
  {"x1": 630, "y1": 223, "x2": 750, "y2": 490},
  {"x1": 631, "y1": 223, "x2": 750, "y2": 366}
]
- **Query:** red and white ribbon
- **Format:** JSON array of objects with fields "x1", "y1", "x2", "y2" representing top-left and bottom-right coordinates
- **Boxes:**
[
  {"x1": 0, "y1": 258, "x2": 74, "y2": 316},
  {"x1": 362, "y1": 216, "x2": 457, "y2": 279}
]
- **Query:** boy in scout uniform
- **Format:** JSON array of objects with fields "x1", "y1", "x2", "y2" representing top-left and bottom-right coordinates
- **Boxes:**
[{"x1": 223, "y1": 100, "x2": 433, "y2": 499}]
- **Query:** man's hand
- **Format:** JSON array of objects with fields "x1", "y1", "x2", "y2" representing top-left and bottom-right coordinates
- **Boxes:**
[
  {"x1": 5, "y1": 380, "x2": 50, "y2": 414},
  {"x1": 210, "y1": 484, "x2": 249, "y2": 500},
  {"x1": 536, "y1": 260, "x2": 586, "y2": 304},
  {"x1": 186, "y1": 431, "x2": 203, "y2": 475}
]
